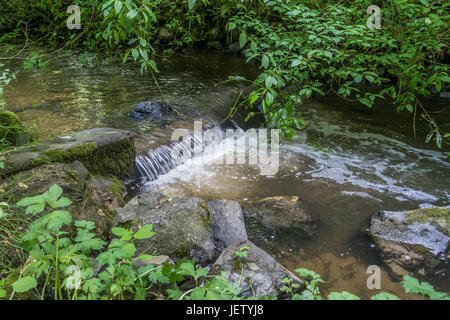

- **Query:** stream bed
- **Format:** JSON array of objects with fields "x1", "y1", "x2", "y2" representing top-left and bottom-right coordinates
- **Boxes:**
[{"x1": 4, "y1": 49, "x2": 450, "y2": 299}]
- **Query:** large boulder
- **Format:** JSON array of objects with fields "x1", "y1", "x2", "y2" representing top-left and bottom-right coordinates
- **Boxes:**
[
  {"x1": 211, "y1": 239, "x2": 302, "y2": 298},
  {"x1": 242, "y1": 196, "x2": 316, "y2": 236},
  {"x1": 3, "y1": 161, "x2": 125, "y2": 237},
  {"x1": 368, "y1": 206, "x2": 450, "y2": 278},
  {"x1": 0, "y1": 127, "x2": 135, "y2": 179},
  {"x1": 113, "y1": 193, "x2": 217, "y2": 264},
  {"x1": 206, "y1": 200, "x2": 247, "y2": 246},
  {"x1": 128, "y1": 101, "x2": 172, "y2": 120}
]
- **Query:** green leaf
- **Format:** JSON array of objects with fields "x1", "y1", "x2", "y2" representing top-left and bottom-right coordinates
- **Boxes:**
[
  {"x1": 17, "y1": 195, "x2": 44, "y2": 208},
  {"x1": 131, "y1": 48, "x2": 139, "y2": 61},
  {"x1": 56, "y1": 197, "x2": 72, "y2": 208},
  {"x1": 111, "y1": 227, "x2": 133, "y2": 241},
  {"x1": 46, "y1": 184, "x2": 63, "y2": 207},
  {"x1": 239, "y1": 33, "x2": 247, "y2": 49},
  {"x1": 291, "y1": 59, "x2": 302, "y2": 67},
  {"x1": 328, "y1": 291, "x2": 360, "y2": 300},
  {"x1": 265, "y1": 76, "x2": 273, "y2": 89},
  {"x1": 121, "y1": 242, "x2": 136, "y2": 258},
  {"x1": 12, "y1": 276, "x2": 37, "y2": 293},
  {"x1": 133, "y1": 224, "x2": 155, "y2": 240},
  {"x1": 126, "y1": 10, "x2": 137, "y2": 19},
  {"x1": 227, "y1": 22, "x2": 236, "y2": 31},
  {"x1": 371, "y1": 292, "x2": 401, "y2": 300},
  {"x1": 114, "y1": 0, "x2": 122, "y2": 14},
  {"x1": 187, "y1": 0, "x2": 196, "y2": 10},
  {"x1": 38, "y1": 210, "x2": 72, "y2": 232},
  {"x1": 261, "y1": 55, "x2": 269, "y2": 69}
]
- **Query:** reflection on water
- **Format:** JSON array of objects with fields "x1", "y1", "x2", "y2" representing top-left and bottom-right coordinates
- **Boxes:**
[
  {"x1": 5, "y1": 49, "x2": 258, "y2": 140},
  {"x1": 4, "y1": 49, "x2": 449, "y2": 298}
]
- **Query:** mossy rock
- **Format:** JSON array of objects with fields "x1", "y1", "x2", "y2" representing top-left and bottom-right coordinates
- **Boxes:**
[
  {"x1": 4, "y1": 161, "x2": 126, "y2": 238},
  {"x1": 405, "y1": 207, "x2": 450, "y2": 235},
  {"x1": 0, "y1": 111, "x2": 33, "y2": 147},
  {"x1": 1, "y1": 127, "x2": 136, "y2": 179}
]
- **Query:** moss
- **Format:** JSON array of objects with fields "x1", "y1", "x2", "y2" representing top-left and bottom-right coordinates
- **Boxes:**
[
  {"x1": 68, "y1": 142, "x2": 98, "y2": 157},
  {"x1": 0, "y1": 111, "x2": 34, "y2": 147},
  {"x1": 200, "y1": 201, "x2": 211, "y2": 230},
  {"x1": 108, "y1": 176, "x2": 126, "y2": 206},
  {"x1": 176, "y1": 241, "x2": 191, "y2": 257},
  {"x1": 31, "y1": 156, "x2": 51, "y2": 166},
  {"x1": 406, "y1": 207, "x2": 450, "y2": 222},
  {"x1": 117, "y1": 219, "x2": 139, "y2": 231},
  {"x1": 232, "y1": 258, "x2": 242, "y2": 273},
  {"x1": 405, "y1": 207, "x2": 450, "y2": 235},
  {"x1": 43, "y1": 149, "x2": 71, "y2": 162}
]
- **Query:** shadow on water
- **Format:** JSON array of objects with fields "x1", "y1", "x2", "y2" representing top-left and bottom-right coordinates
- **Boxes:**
[{"x1": 4, "y1": 48, "x2": 449, "y2": 299}]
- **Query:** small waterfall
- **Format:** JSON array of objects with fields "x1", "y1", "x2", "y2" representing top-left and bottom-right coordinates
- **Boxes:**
[{"x1": 135, "y1": 120, "x2": 242, "y2": 181}]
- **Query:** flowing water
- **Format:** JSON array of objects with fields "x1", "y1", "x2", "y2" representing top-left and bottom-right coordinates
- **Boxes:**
[{"x1": 3, "y1": 48, "x2": 450, "y2": 299}]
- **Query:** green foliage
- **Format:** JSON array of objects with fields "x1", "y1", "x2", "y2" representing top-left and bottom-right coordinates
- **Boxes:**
[
  {"x1": 227, "y1": 0, "x2": 449, "y2": 146},
  {"x1": 371, "y1": 292, "x2": 400, "y2": 300},
  {"x1": 293, "y1": 268, "x2": 325, "y2": 300},
  {"x1": 328, "y1": 291, "x2": 360, "y2": 300},
  {"x1": 401, "y1": 275, "x2": 449, "y2": 300},
  {"x1": 0, "y1": 63, "x2": 16, "y2": 111}
]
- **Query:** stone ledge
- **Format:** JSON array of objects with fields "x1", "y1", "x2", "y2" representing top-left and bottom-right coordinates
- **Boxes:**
[{"x1": 1, "y1": 127, "x2": 136, "y2": 179}]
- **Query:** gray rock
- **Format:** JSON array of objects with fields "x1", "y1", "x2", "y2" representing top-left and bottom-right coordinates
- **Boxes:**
[
  {"x1": 159, "y1": 27, "x2": 171, "y2": 42},
  {"x1": 207, "y1": 41, "x2": 224, "y2": 51},
  {"x1": 229, "y1": 42, "x2": 241, "y2": 54},
  {"x1": 206, "y1": 200, "x2": 248, "y2": 246},
  {"x1": 242, "y1": 196, "x2": 316, "y2": 236},
  {"x1": 4, "y1": 160, "x2": 125, "y2": 237},
  {"x1": 368, "y1": 206, "x2": 450, "y2": 278},
  {"x1": 0, "y1": 127, "x2": 135, "y2": 179},
  {"x1": 211, "y1": 239, "x2": 302, "y2": 298},
  {"x1": 133, "y1": 255, "x2": 174, "y2": 268},
  {"x1": 114, "y1": 194, "x2": 217, "y2": 265}
]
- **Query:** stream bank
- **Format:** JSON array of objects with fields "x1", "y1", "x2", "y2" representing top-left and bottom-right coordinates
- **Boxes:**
[{"x1": 1, "y1": 49, "x2": 449, "y2": 299}]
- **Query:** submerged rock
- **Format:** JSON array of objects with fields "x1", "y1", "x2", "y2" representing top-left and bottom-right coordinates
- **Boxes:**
[
  {"x1": 0, "y1": 127, "x2": 135, "y2": 179},
  {"x1": 368, "y1": 206, "x2": 450, "y2": 278},
  {"x1": 113, "y1": 193, "x2": 217, "y2": 265},
  {"x1": 128, "y1": 101, "x2": 172, "y2": 120},
  {"x1": 211, "y1": 239, "x2": 302, "y2": 298},
  {"x1": 206, "y1": 200, "x2": 248, "y2": 246},
  {"x1": 6, "y1": 161, "x2": 125, "y2": 237},
  {"x1": 242, "y1": 196, "x2": 316, "y2": 236}
]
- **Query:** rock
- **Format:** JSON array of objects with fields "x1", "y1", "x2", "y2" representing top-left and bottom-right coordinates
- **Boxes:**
[
  {"x1": 5, "y1": 161, "x2": 125, "y2": 237},
  {"x1": 229, "y1": 42, "x2": 242, "y2": 54},
  {"x1": 133, "y1": 255, "x2": 174, "y2": 268},
  {"x1": 368, "y1": 206, "x2": 450, "y2": 278},
  {"x1": 206, "y1": 200, "x2": 248, "y2": 246},
  {"x1": 242, "y1": 196, "x2": 316, "y2": 236},
  {"x1": 159, "y1": 27, "x2": 171, "y2": 43},
  {"x1": 0, "y1": 127, "x2": 135, "y2": 179},
  {"x1": 208, "y1": 27, "x2": 220, "y2": 41},
  {"x1": 211, "y1": 239, "x2": 302, "y2": 298},
  {"x1": 113, "y1": 194, "x2": 217, "y2": 265},
  {"x1": 128, "y1": 101, "x2": 172, "y2": 120},
  {"x1": 207, "y1": 41, "x2": 224, "y2": 51},
  {"x1": 0, "y1": 111, "x2": 33, "y2": 147}
]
